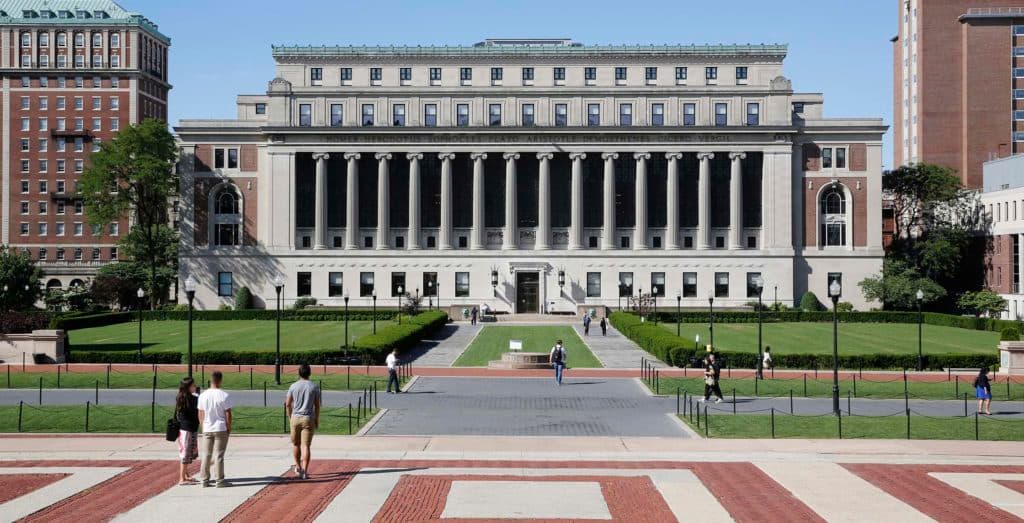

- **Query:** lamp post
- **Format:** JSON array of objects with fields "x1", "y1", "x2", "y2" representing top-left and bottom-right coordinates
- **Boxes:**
[
  {"x1": 618, "y1": 284, "x2": 624, "y2": 311},
  {"x1": 372, "y1": 289, "x2": 377, "y2": 333},
  {"x1": 829, "y1": 279, "x2": 842, "y2": 416},
  {"x1": 273, "y1": 275, "x2": 284, "y2": 385},
  {"x1": 136, "y1": 288, "x2": 145, "y2": 363},
  {"x1": 774, "y1": 285, "x2": 778, "y2": 309},
  {"x1": 652, "y1": 286, "x2": 659, "y2": 324},
  {"x1": 637, "y1": 288, "x2": 643, "y2": 320},
  {"x1": 184, "y1": 276, "x2": 196, "y2": 379},
  {"x1": 916, "y1": 288, "x2": 924, "y2": 372},
  {"x1": 396, "y1": 286, "x2": 403, "y2": 325},
  {"x1": 708, "y1": 294, "x2": 715, "y2": 350},
  {"x1": 343, "y1": 291, "x2": 350, "y2": 351},
  {"x1": 676, "y1": 292, "x2": 682, "y2": 336},
  {"x1": 754, "y1": 276, "x2": 764, "y2": 380},
  {"x1": 428, "y1": 280, "x2": 434, "y2": 310},
  {"x1": 557, "y1": 269, "x2": 565, "y2": 298}
]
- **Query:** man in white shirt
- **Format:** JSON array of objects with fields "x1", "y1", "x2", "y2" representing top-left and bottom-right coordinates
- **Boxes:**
[
  {"x1": 197, "y1": 370, "x2": 233, "y2": 487},
  {"x1": 549, "y1": 340, "x2": 567, "y2": 386},
  {"x1": 385, "y1": 349, "x2": 401, "y2": 393}
]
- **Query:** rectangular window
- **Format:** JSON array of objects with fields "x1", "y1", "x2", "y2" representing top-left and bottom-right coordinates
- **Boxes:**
[
  {"x1": 645, "y1": 66, "x2": 657, "y2": 80},
  {"x1": 651, "y1": 273, "x2": 666, "y2": 297},
  {"x1": 214, "y1": 148, "x2": 224, "y2": 169},
  {"x1": 587, "y1": 103, "x2": 600, "y2": 126},
  {"x1": 429, "y1": 67, "x2": 441, "y2": 82},
  {"x1": 705, "y1": 66, "x2": 718, "y2": 80},
  {"x1": 554, "y1": 103, "x2": 568, "y2": 126},
  {"x1": 836, "y1": 147, "x2": 847, "y2": 169},
  {"x1": 488, "y1": 104, "x2": 501, "y2": 126},
  {"x1": 675, "y1": 66, "x2": 688, "y2": 80},
  {"x1": 217, "y1": 272, "x2": 233, "y2": 297},
  {"x1": 457, "y1": 104, "x2": 469, "y2": 126},
  {"x1": 584, "y1": 67, "x2": 597, "y2": 81},
  {"x1": 746, "y1": 103, "x2": 759, "y2": 126},
  {"x1": 400, "y1": 67, "x2": 412, "y2": 81},
  {"x1": 424, "y1": 104, "x2": 437, "y2": 126},
  {"x1": 369, "y1": 67, "x2": 382, "y2": 82},
  {"x1": 746, "y1": 272, "x2": 762, "y2": 298},
  {"x1": 714, "y1": 103, "x2": 727, "y2": 126},
  {"x1": 295, "y1": 272, "x2": 311, "y2": 297},
  {"x1": 553, "y1": 67, "x2": 565, "y2": 81},
  {"x1": 521, "y1": 67, "x2": 534, "y2": 81},
  {"x1": 490, "y1": 67, "x2": 502, "y2": 81},
  {"x1": 651, "y1": 103, "x2": 664, "y2": 126},
  {"x1": 683, "y1": 272, "x2": 697, "y2": 297},
  {"x1": 309, "y1": 67, "x2": 322, "y2": 85},
  {"x1": 391, "y1": 272, "x2": 406, "y2": 297},
  {"x1": 619, "y1": 103, "x2": 632, "y2": 126},
  {"x1": 228, "y1": 148, "x2": 238, "y2": 169},
  {"x1": 298, "y1": 103, "x2": 312, "y2": 126},
  {"x1": 330, "y1": 103, "x2": 343, "y2": 126},
  {"x1": 423, "y1": 272, "x2": 438, "y2": 297},
  {"x1": 736, "y1": 66, "x2": 748, "y2": 80},
  {"x1": 362, "y1": 104, "x2": 374, "y2": 126},
  {"x1": 110, "y1": 97, "x2": 118, "y2": 109},
  {"x1": 714, "y1": 272, "x2": 729, "y2": 298},
  {"x1": 359, "y1": 272, "x2": 375, "y2": 297},
  {"x1": 586, "y1": 272, "x2": 602, "y2": 298},
  {"x1": 521, "y1": 104, "x2": 535, "y2": 126},
  {"x1": 615, "y1": 67, "x2": 627, "y2": 81},
  {"x1": 460, "y1": 67, "x2": 472, "y2": 82},
  {"x1": 392, "y1": 104, "x2": 406, "y2": 126},
  {"x1": 793, "y1": 102, "x2": 805, "y2": 114},
  {"x1": 618, "y1": 272, "x2": 633, "y2": 297},
  {"x1": 340, "y1": 67, "x2": 352, "y2": 82},
  {"x1": 455, "y1": 272, "x2": 470, "y2": 297},
  {"x1": 822, "y1": 147, "x2": 833, "y2": 169},
  {"x1": 91, "y1": 247, "x2": 100, "y2": 260}
]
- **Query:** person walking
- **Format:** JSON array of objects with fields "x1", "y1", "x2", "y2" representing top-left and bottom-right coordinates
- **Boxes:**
[
  {"x1": 700, "y1": 352, "x2": 723, "y2": 403},
  {"x1": 762, "y1": 347, "x2": 773, "y2": 371},
  {"x1": 197, "y1": 371, "x2": 233, "y2": 488},
  {"x1": 549, "y1": 339, "x2": 567, "y2": 386},
  {"x1": 582, "y1": 313, "x2": 591, "y2": 336},
  {"x1": 386, "y1": 349, "x2": 401, "y2": 393},
  {"x1": 470, "y1": 307, "x2": 478, "y2": 325},
  {"x1": 599, "y1": 316, "x2": 607, "y2": 336},
  {"x1": 285, "y1": 364, "x2": 321, "y2": 480},
  {"x1": 174, "y1": 377, "x2": 199, "y2": 485},
  {"x1": 974, "y1": 368, "x2": 993, "y2": 415}
]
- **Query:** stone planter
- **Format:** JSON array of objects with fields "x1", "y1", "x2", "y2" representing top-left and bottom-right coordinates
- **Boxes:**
[{"x1": 999, "y1": 341, "x2": 1024, "y2": 376}]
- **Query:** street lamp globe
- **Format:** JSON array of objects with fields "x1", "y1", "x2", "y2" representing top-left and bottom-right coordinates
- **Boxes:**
[
  {"x1": 397, "y1": 286, "x2": 403, "y2": 294},
  {"x1": 372, "y1": 289, "x2": 377, "y2": 298},
  {"x1": 828, "y1": 280, "x2": 842, "y2": 299},
  {"x1": 184, "y1": 276, "x2": 197, "y2": 294},
  {"x1": 916, "y1": 289, "x2": 924, "y2": 301},
  {"x1": 273, "y1": 274, "x2": 285, "y2": 290},
  {"x1": 754, "y1": 276, "x2": 764, "y2": 293},
  {"x1": 136, "y1": 288, "x2": 145, "y2": 299}
]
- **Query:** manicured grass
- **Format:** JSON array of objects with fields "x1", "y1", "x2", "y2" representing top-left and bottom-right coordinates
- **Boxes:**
[
  {"x1": 650, "y1": 375, "x2": 1023, "y2": 401},
  {"x1": 680, "y1": 413, "x2": 1024, "y2": 441},
  {"x1": 662, "y1": 321, "x2": 999, "y2": 355},
  {"x1": 452, "y1": 326, "x2": 603, "y2": 368},
  {"x1": 68, "y1": 320, "x2": 390, "y2": 353},
  {"x1": 0, "y1": 367, "x2": 409, "y2": 392},
  {"x1": 0, "y1": 405, "x2": 377, "y2": 435}
]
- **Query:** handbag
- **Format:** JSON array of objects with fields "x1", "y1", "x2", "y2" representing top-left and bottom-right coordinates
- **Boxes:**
[
  {"x1": 704, "y1": 375, "x2": 715, "y2": 386},
  {"x1": 165, "y1": 410, "x2": 181, "y2": 442}
]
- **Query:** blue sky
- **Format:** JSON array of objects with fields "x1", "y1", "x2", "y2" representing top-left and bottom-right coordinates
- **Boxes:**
[{"x1": 124, "y1": 0, "x2": 895, "y2": 167}]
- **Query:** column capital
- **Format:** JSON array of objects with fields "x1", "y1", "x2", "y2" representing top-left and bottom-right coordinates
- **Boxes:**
[
  {"x1": 312, "y1": 153, "x2": 330, "y2": 161},
  {"x1": 343, "y1": 152, "x2": 361, "y2": 161},
  {"x1": 634, "y1": 152, "x2": 651, "y2": 161},
  {"x1": 374, "y1": 152, "x2": 392, "y2": 161},
  {"x1": 729, "y1": 152, "x2": 747, "y2": 161},
  {"x1": 601, "y1": 152, "x2": 619, "y2": 161},
  {"x1": 569, "y1": 152, "x2": 587, "y2": 161},
  {"x1": 438, "y1": 152, "x2": 456, "y2": 161},
  {"x1": 470, "y1": 152, "x2": 488, "y2": 161},
  {"x1": 406, "y1": 152, "x2": 424, "y2": 161},
  {"x1": 665, "y1": 152, "x2": 684, "y2": 161},
  {"x1": 502, "y1": 152, "x2": 520, "y2": 161},
  {"x1": 536, "y1": 152, "x2": 554, "y2": 161},
  {"x1": 697, "y1": 152, "x2": 716, "y2": 161}
]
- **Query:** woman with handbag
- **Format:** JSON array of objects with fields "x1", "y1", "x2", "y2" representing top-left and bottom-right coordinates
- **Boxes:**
[
  {"x1": 175, "y1": 377, "x2": 200, "y2": 485},
  {"x1": 700, "y1": 352, "x2": 723, "y2": 403}
]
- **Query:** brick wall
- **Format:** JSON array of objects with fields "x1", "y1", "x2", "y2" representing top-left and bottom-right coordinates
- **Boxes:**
[
  {"x1": 193, "y1": 178, "x2": 211, "y2": 246},
  {"x1": 802, "y1": 143, "x2": 820, "y2": 172},
  {"x1": 802, "y1": 177, "x2": 868, "y2": 248},
  {"x1": 986, "y1": 234, "x2": 1014, "y2": 294},
  {"x1": 194, "y1": 144, "x2": 212, "y2": 172},
  {"x1": 240, "y1": 145, "x2": 258, "y2": 172},
  {"x1": 849, "y1": 143, "x2": 867, "y2": 172},
  {"x1": 961, "y1": 18, "x2": 1013, "y2": 189},
  {"x1": 238, "y1": 177, "x2": 258, "y2": 246}
]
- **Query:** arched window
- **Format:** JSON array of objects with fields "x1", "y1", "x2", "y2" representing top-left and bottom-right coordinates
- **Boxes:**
[
  {"x1": 215, "y1": 188, "x2": 239, "y2": 215},
  {"x1": 820, "y1": 185, "x2": 848, "y2": 247},
  {"x1": 211, "y1": 185, "x2": 241, "y2": 246},
  {"x1": 110, "y1": 33, "x2": 120, "y2": 48},
  {"x1": 69, "y1": 279, "x2": 84, "y2": 288},
  {"x1": 46, "y1": 279, "x2": 62, "y2": 291}
]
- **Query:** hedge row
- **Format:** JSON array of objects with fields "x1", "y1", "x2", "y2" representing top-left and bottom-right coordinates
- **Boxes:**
[
  {"x1": 0, "y1": 311, "x2": 52, "y2": 334},
  {"x1": 51, "y1": 309, "x2": 400, "y2": 331},
  {"x1": 65, "y1": 310, "x2": 450, "y2": 365},
  {"x1": 610, "y1": 312, "x2": 1000, "y2": 371},
  {"x1": 649, "y1": 310, "x2": 1020, "y2": 332}
]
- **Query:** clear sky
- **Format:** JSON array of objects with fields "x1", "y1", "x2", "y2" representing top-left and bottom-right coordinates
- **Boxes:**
[{"x1": 123, "y1": 0, "x2": 895, "y2": 167}]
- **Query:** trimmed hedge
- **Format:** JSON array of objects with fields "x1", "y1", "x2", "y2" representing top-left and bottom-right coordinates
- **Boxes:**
[
  {"x1": 51, "y1": 309, "x2": 401, "y2": 331},
  {"x1": 650, "y1": 310, "x2": 1021, "y2": 333},
  {"x1": 66, "y1": 351, "x2": 183, "y2": 364}
]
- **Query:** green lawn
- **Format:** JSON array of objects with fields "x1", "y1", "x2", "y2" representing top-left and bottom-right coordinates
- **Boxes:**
[
  {"x1": 1, "y1": 405, "x2": 377, "y2": 435},
  {"x1": 68, "y1": 320, "x2": 389, "y2": 353},
  {"x1": 662, "y1": 322, "x2": 999, "y2": 355},
  {"x1": 651, "y1": 375, "x2": 1022, "y2": 401},
  {"x1": 453, "y1": 326, "x2": 603, "y2": 368},
  {"x1": 680, "y1": 413, "x2": 1024, "y2": 441}
]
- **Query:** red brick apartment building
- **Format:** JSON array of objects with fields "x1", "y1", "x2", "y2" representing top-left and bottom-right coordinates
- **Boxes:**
[{"x1": 0, "y1": 0, "x2": 169, "y2": 290}]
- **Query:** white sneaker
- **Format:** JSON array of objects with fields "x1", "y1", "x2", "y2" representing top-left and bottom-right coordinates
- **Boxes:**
[
  {"x1": 697, "y1": 398, "x2": 706, "y2": 403},
  {"x1": 715, "y1": 398, "x2": 722, "y2": 404}
]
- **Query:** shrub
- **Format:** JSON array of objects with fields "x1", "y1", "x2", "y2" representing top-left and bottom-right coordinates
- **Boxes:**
[
  {"x1": 66, "y1": 351, "x2": 182, "y2": 364},
  {"x1": 217, "y1": 303, "x2": 232, "y2": 311},
  {"x1": 1, "y1": 311, "x2": 52, "y2": 334},
  {"x1": 836, "y1": 302, "x2": 855, "y2": 313},
  {"x1": 609, "y1": 312, "x2": 694, "y2": 366},
  {"x1": 293, "y1": 297, "x2": 317, "y2": 310},
  {"x1": 234, "y1": 286, "x2": 253, "y2": 310},
  {"x1": 800, "y1": 292, "x2": 825, "y2": 312},
  {"x1": 50, "y1": 311, "x2": 132, "y2": 331},
  {"x1": 1000, "y1": 327, "x2": 1020, "y2": 342}
]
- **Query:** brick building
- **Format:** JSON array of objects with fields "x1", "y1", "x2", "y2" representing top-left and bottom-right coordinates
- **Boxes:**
[
  {"x1": 893, "y1": 0, "x2": 1024, "y2": 188},
  {"x1": 0, "y1": 0, "x2": 169, "y2": 291}
]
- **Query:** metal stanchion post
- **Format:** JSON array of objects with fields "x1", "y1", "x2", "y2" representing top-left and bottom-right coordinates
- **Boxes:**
[
  {"x1": 95, "y1": 380, "x2": 99, "y2": 404},
  {"x1": 348, "y1": 402, "x2": 353, "y2": 434},
  {"x1": 85, "y1": 401, "x2": 90, "y2": 432},
  {"x1": 263, "y1": 381, "x2": 267, "y2": 407},
  {"x1": 732, "y1": 388, "x2": 736, "y2": 415},
  {"x1": 770, "y1": 407, "x2": 775, "y2": 439},
  {"x1": 18, "y1": 400, "x2": 24, "y2": 432}
]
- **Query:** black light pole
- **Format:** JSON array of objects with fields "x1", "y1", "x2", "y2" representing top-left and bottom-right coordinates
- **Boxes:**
[
  {"x1": 755, "y1": 276, "x2": 764, "y2": 380},
  {"x1": 676, "y1": 292, "x2": 681, "y2": 336},
  {"x1": 774, "y1": 285, "x2": 778, "y2": 309},
  {"x1": 829, "y1": 280, "x2": 842, "y2": 416},
  {"x1": 637, "y1": 288, "x2": 643, "y2": 320},
  {"x1": 273, "y1": 275, "x2": 284, "y2": 385},
  {"x1": 343, "y1": 292, "x2": 350, "y2": 350},
  {"x1": 428, "y1": 280, "x2": 434, "y2": 310},
  {"x1": 708, "y1": 294, "x2": 715, "y2": 350},
  {"x1": 557, "y1": 269, "x2": 565, "y2": 298},
  {"x1": 372, "y1": 289, "x2": 377, "y2": 333},
  {"x1": 916, "y1": 288, "x2": 924, "y2": 372},
  {"x1": 618, "y1": 284, "x2": 623, "y2": 311},
  {"x1": 136, "y1": 288, "x2": 145, "y2": 363},
  {"x1": 184, "y1": 276, "x2": 196, "y2": 379},
  {"x1": 397, "y1": 286, "x2": 403, "y2": 325},
  {"x1": 652, "y1": 286, "x2": 659, "y2": 324}
]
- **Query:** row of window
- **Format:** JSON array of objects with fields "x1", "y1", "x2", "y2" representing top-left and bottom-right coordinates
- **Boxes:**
[
  {"x1": 20, "y1": 95, "x2": 120, "y2": 110},
  {"x1": 314, "y1": 65, "x2": 748, "y2": 86},
  {"x1": 19, "y1": 53, "x2": 121, "y2": 68},
  {"x1": 18, "y1": 116, "x2": 119, "y2": 132},
  {"x1": 19, "y1": 222, "x2": 118, "y2": 237},
  {"x1": 300, "y1": 101, "x2": 760, "y2": 127},
  {"x1": 19, "y1": 179, "x2": 85, "y2": 194},
  {"x1": 19, "y1": 199, "x2": 85, "y2": 215},
  {"x1": 987, "y1": 199, "x2": 1024, "y2": 223},
  {"x1": 16, "y1": 75, "x2": 121, "y2": 88},
  {"x1": 212, "y1": 148, "x2": 240, "y2": 169},
  {"x1": 23, "y1": 246, "x2": 117, "y2": 262},
  {"x1": 20, "y1": 31, "x2": 120, "y2": 48},
  {"x1": 20, "y1": 137, "x2": 99, "y2": 153},
  {"x1": 19, "y1": 158, "x2": 87, "y2": 174}
]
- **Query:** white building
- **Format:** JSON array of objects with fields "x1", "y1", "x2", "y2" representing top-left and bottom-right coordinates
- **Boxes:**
[
  {"x1": 175, "y1": 38, "x2": 885, "y2": 313},
  {"x1": 980, "y1": 154, "x2": 1024, "y2": 319}
]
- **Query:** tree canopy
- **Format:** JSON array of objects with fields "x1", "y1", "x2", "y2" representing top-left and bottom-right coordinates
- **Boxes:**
[{"x1": 0, "y1": 247, "x2": 42, "y2": 311}]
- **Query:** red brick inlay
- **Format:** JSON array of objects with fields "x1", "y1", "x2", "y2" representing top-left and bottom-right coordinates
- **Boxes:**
[
  {"x1": 222, "y1": 461, "x2": 363, "y2": 523},
  {"x1": 690, "y1": 462, "x2": 825, "y2": 523},
  {"x1": 373, "y1": 474, "x2": 676, "y2": 523},
  {"x1": 995, "y1": 480, "x2": 1024, "y2": 496},
  {"x1": 0, "y1": 474, "x2": 69, "y2": 504},
  {"x1": 843, "y1": 464, "x2": 1024, "y2": 523}
]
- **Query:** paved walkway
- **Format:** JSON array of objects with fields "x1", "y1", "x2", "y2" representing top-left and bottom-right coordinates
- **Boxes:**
[
  {"x1": 403, "y1": 324, "x2": 481, "y2": 366},
  {"x1": 572, "y1": 323, "x2": 667, "y2": 368}
]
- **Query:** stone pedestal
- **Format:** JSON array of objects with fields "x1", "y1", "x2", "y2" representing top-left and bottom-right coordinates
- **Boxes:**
[
  {"x1": 488, "y1": 352, "x2": 552, "y2": 369},
  {"x1": 0, "y1": 330, "x2": 66, "y2": 364},
  {"x1": 999, "y1": 341, "x2": 1024, "y2": 375}
]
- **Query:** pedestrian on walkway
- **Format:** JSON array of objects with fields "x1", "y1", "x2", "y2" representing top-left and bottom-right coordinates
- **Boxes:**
[
  {"x1": 550, "y1": 339, "x2": 567, "y2": 386},
  {"x1": 386, "y1": 349, "x2": 401, "y2": 393},
  {"x1": 762, "y1": 347, "x2": 773, "y2": 370},
  {"x1": 974, "y1": 368, "x2": 993, "y2": 415},
  {"x1": 174, "y1": 377, "x2": 199, "y2": 485},
  {"x1": 583, "y1": 313, "x2": 591, "y2": 336},
  {"x1": 285, "y1": 364, "x2": 321, "y2": 480},
  {"x1": 197, "y1": 371, "x2": 233, "y2": 488},
  {"x1": 700, "y1": 353, "x2": 723, "y2": 403},
  {"x1": 470, "y1": 307, "x2": 478, "y2": 325},
  {"x1": 599, "y1": 316, "x2": 607, "y2": 336}
]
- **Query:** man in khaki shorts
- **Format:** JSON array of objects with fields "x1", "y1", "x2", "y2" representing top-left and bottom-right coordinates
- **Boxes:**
[{"x1": 285, "y1": 364, "x2": 320, "y2": 479}]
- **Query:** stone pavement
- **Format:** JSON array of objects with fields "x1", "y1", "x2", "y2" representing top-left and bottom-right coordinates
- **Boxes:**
[
  {"x1": 572, "y1": 322, "x2": 668, "y2": 368},
  {"x1": 1, "y1": 435, "x2": 1023, "y2": 521},
  {"x1": 402, "y1": 324, "x2": 481, "y2": 366}
]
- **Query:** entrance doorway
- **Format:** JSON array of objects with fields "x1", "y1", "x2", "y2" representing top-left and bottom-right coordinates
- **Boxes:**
[{"x1": 516, "y1": 272, "x2": 540, "y2": 313}]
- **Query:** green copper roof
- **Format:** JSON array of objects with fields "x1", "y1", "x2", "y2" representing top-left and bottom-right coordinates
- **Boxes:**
[
  {"x1": 0, "y1": 0, "x2": 169, "y2": 43},
  {"x1": 271, "y1": 43, "x2": 788, "y2": 59}
]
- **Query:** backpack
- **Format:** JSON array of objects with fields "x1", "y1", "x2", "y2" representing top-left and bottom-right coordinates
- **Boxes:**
[{"x1": 552, "y1": 347, "x2": 564, "y2": 364}]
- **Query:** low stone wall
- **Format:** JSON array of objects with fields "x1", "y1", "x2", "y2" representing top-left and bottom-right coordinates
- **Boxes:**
[
  {"x1": 1000, "y1": 341, "x2": 1024, "y2": 376},
  {"x1": 0, "y1": 330, "x2": 66, "y2": 364}
]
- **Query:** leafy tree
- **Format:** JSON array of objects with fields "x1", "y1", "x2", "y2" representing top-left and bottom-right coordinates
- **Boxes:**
[
  {"x1": 957, "y1": 290, "x2": 1007, "y2": 318},
  {"x1": 0, "y1": 247, "x2": 42, "y2": 311},
  {"x1": 858, "y1": 259, "x2": 946, "y2": 310},
  {"x1": 91, "y1": 262, "x2": 148, "y2": 309},
  {"x1": 44, "y1": 284, "x2": 93, "y2": 312},
  {"x1": 79, "y1": 119, "x2": 178, "y2": 309},
  {"x1": 884, "y1": 163, "x2": 963, "y2": 241},
  {"x1": 234, "y1": 287, "x2": 253, "y2": 310}
]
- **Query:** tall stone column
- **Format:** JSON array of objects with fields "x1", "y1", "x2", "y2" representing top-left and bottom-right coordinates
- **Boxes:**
[
  {"x1": 312, "y1": 153, "x2": 330, "y2": 250},
  {"x1": 536, "y1": 152, "x2": 553, "y2": 250},
  {"x1": 438, "y1": 153, "x2": 455, "y2": 250},
  {"x1": 634, "y1": 152, "x2": 650, "y2": 250},
  {"x1": 697, "y1": 152, "x2": 715, "y2": 250},
  {"x1": 729, "y1": 152, "x2": 746, "y2": 250},
  {"x1": 470, "y1": 153, "x2": 487, "y2": 250},
  {"x1": 601, "y1": 153, "x2": 618, "y2": 250},
  {"x1": 503, "y1": 153, "x2": 519, "y2": 250},
  {"x1": 407, "y1": 153, "x2": 423, "y2": 250},
  {"x1": 344, "y1": 153, "x2": 360, "y2": 250},
  {"x1": 665, "y1": 152, "x2": 682, "y2": 249},
  {"x1": 569, "y1": 152, "x2": 586, "y2": 250},
  {"x1": 375, "y1": 152, "x2": 391, "y2": 250}
]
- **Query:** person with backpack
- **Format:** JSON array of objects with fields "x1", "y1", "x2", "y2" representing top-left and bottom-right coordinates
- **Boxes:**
[
  {"x1": 974, "y1": 368, "x2": 993, "y2": 415},
  {"x1": 583, "y1": 313, "x2": 591, "y2": 336},
  {"x1": 549, "y1": 339, "x2": 567, "y2": 386},
  {"x1": 699, "y1": 352, "x2": 723, "y2": 403},
  {"x1": 174, "y1": 377, "x2": 199, "y2": 485}
]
